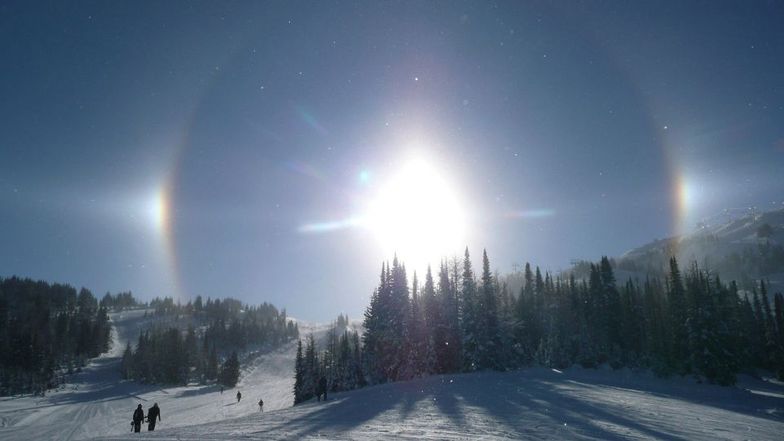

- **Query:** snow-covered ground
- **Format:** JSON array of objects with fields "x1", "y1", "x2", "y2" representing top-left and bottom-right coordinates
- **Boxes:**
[
  {"x1": 2, "y1": 311, "x2": 783, "y2": 440},
  {"x1": 0, "y1": 310, "x2": 309, "y2": 440},
  {"x1": 98, "y1": 366, "x2": 784, "y2": 441}
]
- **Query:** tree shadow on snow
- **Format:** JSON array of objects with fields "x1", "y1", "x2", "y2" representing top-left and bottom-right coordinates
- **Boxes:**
[
  {"x1": 551, "y1": 368, "x2": 784, "y2": 424},
  {"x1": 447, "y1": 370, "x2": 687, "y2": 440},
  {"x1": 259, "y1": 385, "x2": 416, "y2": 438},
  {"x1": 256, "y1": 368, "x2": 782, "y2": 440}
]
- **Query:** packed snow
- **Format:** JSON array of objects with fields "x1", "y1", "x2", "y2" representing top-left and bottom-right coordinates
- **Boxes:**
[
  {"x1": 1, "y1": 310, "x2": 782, "y2": 440},
  {"x1": 100, "y1": 367, "x2": 783, "y2": 440},
  {"x1": 0, "y1": 310, "x2": 309, "y2": 440}
]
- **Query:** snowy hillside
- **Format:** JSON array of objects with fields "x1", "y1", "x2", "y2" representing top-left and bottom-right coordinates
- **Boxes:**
[
  {"x1": 0, "y1": 310, "x2": 318, "y2": 440},
  {"x1": 99, "y1": 367, "x2": 784, "y2": 440},
  {"x1": 622, "y1": 208, "x2": 784, "y2": 261},
  {"x1": 2, "y1": 309, "x2": 783, "y2": 440},
  {"x1": 616, "y1": 208, "x2": 784, "y2": 290}
]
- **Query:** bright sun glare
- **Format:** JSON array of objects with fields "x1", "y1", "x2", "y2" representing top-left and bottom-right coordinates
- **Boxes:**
[{"x1": 364, "y1": 157, "x2": 467, "y2": 271}]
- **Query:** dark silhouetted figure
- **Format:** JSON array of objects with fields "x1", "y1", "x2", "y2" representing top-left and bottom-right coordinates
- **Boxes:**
[
  {"x1": 236, "y1": 390, "x2": 242, "y2": 403},
  {"x1": 220, "y1": 386, "x2": 224, "y2": 394},
  {"x1": 317, "y1": 376, "x2": 327, "y2": 402},
  {"x1": 147, "y1": 402, "x2": 161, "y2": 431},
  {"x1": 258, "y1": 398, "x2": 264, "y2": 412},
  {"x1": 132, "y1": 404, "x2": 144, "y2": 433}
]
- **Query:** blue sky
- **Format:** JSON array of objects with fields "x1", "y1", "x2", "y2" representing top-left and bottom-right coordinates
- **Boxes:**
[{"x1": 2, "y1": 1, "x2": 782, "y2": 320}]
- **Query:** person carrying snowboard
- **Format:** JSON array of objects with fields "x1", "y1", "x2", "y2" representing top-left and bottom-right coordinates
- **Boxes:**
[
  {"x1": 258, "y1": 397, "x2": 264, "y2": 412},
  {"x1": 236, "y1": 390, "x2": 242, "y2": 403},
  {"x1": 146, "y1": 402, "x2": 161, "y2": 431},
  {"x1": 132, "y1": 404, "x2": 144, "y2": 433}
]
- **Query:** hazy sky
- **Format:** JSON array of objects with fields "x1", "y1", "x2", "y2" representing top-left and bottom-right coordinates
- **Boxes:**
[{"x1": 2, "y1": 1, "x2": 783, "y2": 321}]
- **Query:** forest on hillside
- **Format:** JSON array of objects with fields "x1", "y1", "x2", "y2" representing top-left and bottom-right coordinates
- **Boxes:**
[
  {"x1": 120, "y1": 296, "x2": 299, "y2": 386},
  {"x1": 295, "y1": 249, "x2": 784, "y2": 403},
  {"x1": 0, "y1": 277, "x2": 112, "y2": 395}
]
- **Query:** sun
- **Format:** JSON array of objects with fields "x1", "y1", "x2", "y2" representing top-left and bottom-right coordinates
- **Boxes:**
[{"x1": 364, "y1": 157, "x2": 467, "y2": 271}]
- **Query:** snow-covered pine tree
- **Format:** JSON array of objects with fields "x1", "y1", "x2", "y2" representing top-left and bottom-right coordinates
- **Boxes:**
[
  {"x1": 421, "y1": 266, "x2": 440, "y2": 374},
  {"x1": 599, "y1": 257, "x2": 622, "y2": 365},
  {"x1": 351, "y1": 331, "x2": 366, "y2": 388},
  {"x1": 478, "y1": 249, "x2": 502, "y2": 370},
  {"x1": 514, "y1": 263, "x2": 536, "y2": 365},
  {"x1": 362, "y1": 284, "x2": 382, "y2": 383},
  {"x1": 667, "y1": 257, "x2": 689, "y2": 374},
  {"x1": 294, "y1": 338, "x2": 305, "y2": 404},
  {"x1": 773, "y1": 292, "x2": 784, "y2": 380},
  {"x1": 303, "y1": 334, "x2": 317, "y2": 400},
  {"x1": 401, "y1": 272, "x2": 426, "y2": 379},
  {"x1": 387, "y1": 257, "x2": 410, "y2": 381},
  {"x1": 461, "y1": 248, "x2": 480, "y2": 371},
  {"x1": 440, "y1": 261, "x2": 462, "y2": 373},
  {"x1": 220, "y1": 351, "x2": 240, "y2": 387}
]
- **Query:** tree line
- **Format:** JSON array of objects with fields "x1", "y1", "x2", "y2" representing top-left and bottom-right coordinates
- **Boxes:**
[
  {"x1": 0, "y1": 277, "x2": 112, "y2": 395},
  {"x1": 293, "y1": 316, "x2": 365, "y2": 404},
  {"x1": 121, "y1": 297, "x2": 298, "y2": 386},
  {"x1": 99, "y1": 291, "x2": 145, "y2": 311},
  {"x1": 294, "y1": 249, "x2": 784, "y2": 403}
]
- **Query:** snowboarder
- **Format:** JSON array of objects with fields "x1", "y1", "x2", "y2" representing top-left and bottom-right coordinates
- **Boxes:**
[
  {"x1": 258, "y1": 397, "x2": 264, "y2": 412},
  {"x1": 236, "y1": 390, "x2": 242, "y2": 403},
  {"x1": 317, "y1": 376, "x2": 327, "y2": 402},
  {"x1": 220, "y1": 386, "x2": 224, "y2": 394},
  {"x1": 131, "y1": 404, "x2": 144, "y2": 433},
  {"x1": 146, "y1": 402, "x2": 161, "y2": 431}
]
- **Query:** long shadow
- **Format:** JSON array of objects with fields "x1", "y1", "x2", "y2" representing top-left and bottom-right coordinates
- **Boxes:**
[
  {"x1": 250, "y1": 373, "x2": 632, "y2": 440},
  {"x1": 551, "y1": 368, "x2": 784, "y2": 423},
  {"x1": 442, "y1": 368, "x2": 784, "y2": 440},
  {"x1": 37, "y1": 357, "x2": 168, "y2": 408},
  {"x1": 256, "y1": 368, "x2": 783, "y2": 440},
  {"x1": 455, "y1": 371, "x2": 687, "y2": 440},
  {"x1": 259, "y1": 382, "x2": 408, "y2": 437}
]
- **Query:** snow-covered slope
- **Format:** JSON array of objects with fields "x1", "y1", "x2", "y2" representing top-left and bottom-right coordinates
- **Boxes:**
[
  {"x1": 614, "y1": 208, "x2": 784, "y2": 291},
  {"x1": 3, "y1": 310, "x2": 783, "y2": 440},
  {"x1": 0, "y1": 310, "x2": 315, "y2": 440},
  {"x1": 622, "y1": 208, "x2": 784, "y2": 262},
  {"x1": 98, "y1": 367, "x2": 784, "y2": 440}
]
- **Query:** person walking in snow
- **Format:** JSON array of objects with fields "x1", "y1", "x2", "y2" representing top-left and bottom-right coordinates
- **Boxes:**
[
  {"x1": 132, "y1": 404, "x2": 144, "y2": 433},
  {"x1": 258, "y1": 397, "x2": 264, "y2": 412},
  {"x1": 236, "y1": 390, "x2": 242, "y2": 403},
  {"x1": 317, "y1": 376, "x2": 327, "y2": 402},
  {"x1": 146, "y1": 402, "x2": 161, "y2": 431}
]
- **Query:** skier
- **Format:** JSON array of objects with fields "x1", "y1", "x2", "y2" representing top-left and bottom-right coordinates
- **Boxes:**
[
  {"x1": 131, "y1": 404, "x2": 144, "y2": 433},
  {"x1": 146, "y1": 402, "x2": 161, "y2": 431},
  {"x1": 236, "y1": 390, "x2": 242, "y2": 403},
  {"x1": 258, "y1": 397, "x2": 264, "y2": 412},
  {"x1": 317, "y1": 376, "x2": 327, "y2": 402},
  {"x1": 220, "y1": 386, "x2": 224, "y2": 394}
]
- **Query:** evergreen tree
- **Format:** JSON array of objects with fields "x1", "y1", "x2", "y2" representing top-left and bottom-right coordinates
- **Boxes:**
[
  {"x1": 220, "y1": 351, "x2": 240, "y2": 387},
  {"x1": 460, "y1": 248, "x2": 480, "y2": 371},
  {"x1": 514, "y1": 263, "x2": 537, "y2": 364},
  {"x1": 294, "y1": 339, "x2": 305, "y2": 404},
  {"x1": 773, "y1": 292, "x2": 784, "y2": 380},
  {"x1": 303, "y1": 334, "x2": 317, "y2": 400},
  {"x1": 477, "y1": 249, "x2": 502, "y2": 370},
  {"x1": 403, "y1": 273, "x2": 426, "y2": 378},
  {"x1": 667, "y1": 257, "x2": 689, "y2": 373}
]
